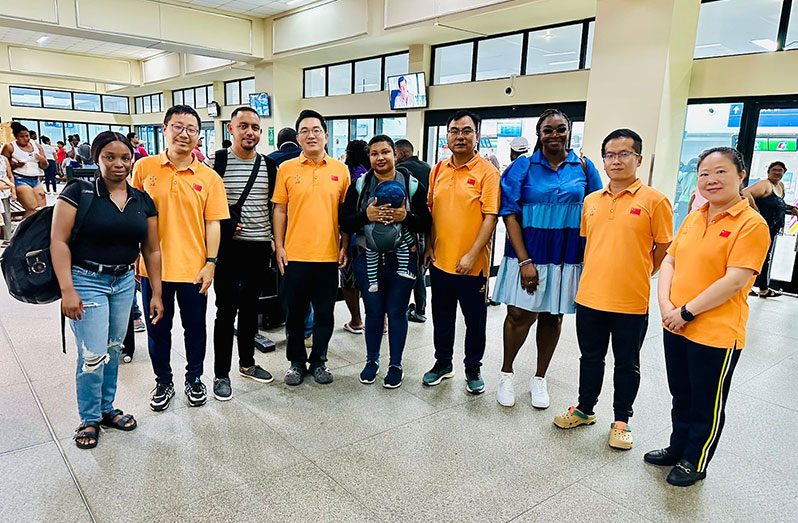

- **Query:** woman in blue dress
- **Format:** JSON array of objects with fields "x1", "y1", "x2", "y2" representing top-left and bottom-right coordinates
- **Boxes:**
[{"x1": 493, "y1": 109, "x2": 602, "y2": 409}]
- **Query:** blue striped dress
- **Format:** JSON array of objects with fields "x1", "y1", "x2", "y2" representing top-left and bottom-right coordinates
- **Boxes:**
[{"x1": 492, "y1": 149, "x2": 603, "y2": 314}]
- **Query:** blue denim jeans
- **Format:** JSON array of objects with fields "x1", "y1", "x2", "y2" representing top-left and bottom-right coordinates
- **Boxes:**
[
  {"x1": 352, "y1": 248, "x2": 416, "y2": 367},
  {"x1": 70, "y1": 267, "x2": 135, "y2": 423}
]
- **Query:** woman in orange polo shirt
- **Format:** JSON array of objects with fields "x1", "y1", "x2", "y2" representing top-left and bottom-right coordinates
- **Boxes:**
[{"x1": 646, "y1": 147, "x2": 770, "y2": 487}]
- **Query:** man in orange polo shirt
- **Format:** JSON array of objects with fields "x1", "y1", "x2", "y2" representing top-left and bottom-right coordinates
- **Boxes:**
[
  {"x1": 422, "y1": 109, "x2": 500, "y2": 394},
  {"x1": 553, "y1": 129, "x2": 673, "y2": 450},
  {"x1": 133, "y1": 105, "x2": 229, "y2": 411},
  {"x1": 272, "y1": 109, "x2": 349, "y2": 386}
]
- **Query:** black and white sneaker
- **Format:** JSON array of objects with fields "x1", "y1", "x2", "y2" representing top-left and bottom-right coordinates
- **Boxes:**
[
  {"x1": 150, "y1": 382, "x2": 175, "y2": 412},
  {"x1": 185, "y1": 378, "x2": 207, "y2": 407}
]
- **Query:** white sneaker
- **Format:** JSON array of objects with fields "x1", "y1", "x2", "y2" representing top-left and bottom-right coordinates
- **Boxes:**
[
  {"x1": 530, "y1": 376, "x2": 550, "y2": 409},
  {"x1": 496, "y1": 372, "x2": 515, "y2": 407}
]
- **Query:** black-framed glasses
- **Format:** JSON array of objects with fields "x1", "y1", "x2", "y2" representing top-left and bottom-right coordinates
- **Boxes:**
[{"x1": 603, "y1": 151, "x2": 640, "y2": 162}]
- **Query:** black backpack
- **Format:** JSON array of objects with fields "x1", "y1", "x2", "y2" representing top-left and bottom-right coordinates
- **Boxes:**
[{"x1": 1, "y1": 179, "x2": 95, "y2": 304}]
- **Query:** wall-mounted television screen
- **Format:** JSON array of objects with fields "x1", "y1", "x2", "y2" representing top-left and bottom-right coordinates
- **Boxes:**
[
  {"x1": 387, "y1": 72, "x2": 427, "y2": 110},
  {"x1": 207, "y1": 101, "x2": 220, "y2": 117},
  {"x1": 249, "y1": 92, "x2": 271, "y2": 117}
]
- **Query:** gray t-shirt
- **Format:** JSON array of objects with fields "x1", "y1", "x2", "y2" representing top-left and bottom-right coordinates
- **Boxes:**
[{"x1": 224, "y1": 149, "x2": 272, "y2": 242}]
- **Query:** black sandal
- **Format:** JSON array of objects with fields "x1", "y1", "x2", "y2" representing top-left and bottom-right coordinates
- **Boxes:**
[
  {"x1": 100, "y1": 409, "x2": 137, "y2": 431},
  {"x1": 74, "y1": 421, "x2": 100, "y2": 449},
  {"x1": 758, "y1": 289, "x2": 782, "y2": 298}
]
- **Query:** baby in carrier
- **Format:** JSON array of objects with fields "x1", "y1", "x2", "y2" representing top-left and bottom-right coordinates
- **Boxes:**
[{"x1": 364, "y1": 179, "x2": 417, "y2": 292}]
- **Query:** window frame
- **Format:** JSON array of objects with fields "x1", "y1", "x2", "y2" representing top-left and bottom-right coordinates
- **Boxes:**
[
  {"x1": 100, "y1": 94, "x2": 130, "y2": 114},
  {"x1": 430, "y1": 18, "x2": 595, "y2": 86},
  {"x1": 135, "y1": 93, "x2": 164, "y2": 114},
  {"x1": 12, "y1": 117, "x2": 130, "y2": 144},
  {"x1": 302, "y1": 51, "x2": 410, "y2": 99},
  {"x1": 224, "y1": 77, "x2": 256, "y2": 106},
  {"x1": 172, "y1": 85, "x2": 213, "y2": 110}
]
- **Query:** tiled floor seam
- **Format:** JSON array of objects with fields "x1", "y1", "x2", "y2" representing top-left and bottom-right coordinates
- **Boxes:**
[
  {"x1": 580, "y1": 482, "x2": 657, "y2": 522},
  {"x1": 0, "y1": 317, "x2": 97, "y2": 523},
  {"x1": 0, "y1": 440, "x2": 52, "y2": 458}
]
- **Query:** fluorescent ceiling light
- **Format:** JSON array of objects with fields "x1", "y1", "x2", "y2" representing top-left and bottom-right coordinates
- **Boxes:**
[
  {"x1": 286, "y1": 0, "x2": 305, "y2": 5},
  {"x1": 548, "y1": 60, "x2": 578, "y2": 66},
  {"x1": 751, "y1": 38, "x2": 777, "y2": 51},
  {"x1": 543, "y1": 51, "x2": 576, "y2": 57},
  {"x1": 36, "y1": 36, "x2": 49, "y2": 45},
  {"x1": 695, "y1": 43, "x2": 722, "y2": 49}
]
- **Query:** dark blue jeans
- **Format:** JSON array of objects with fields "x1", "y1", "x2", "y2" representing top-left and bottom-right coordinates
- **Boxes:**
[
  {"x1": 141, "y1": 278, "x2": 208, "y2": 385},
  {"x1": 352, "y1": 248, "x2": 416, "y2": 367}
]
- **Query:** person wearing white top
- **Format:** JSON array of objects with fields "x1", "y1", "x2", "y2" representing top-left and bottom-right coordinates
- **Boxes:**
[
  {"x1": 0, "y1": 154, "x2": 15, "y2": 239},
  {"x1": 1, "y1": 122, "x2": 47, "y2": 217}
]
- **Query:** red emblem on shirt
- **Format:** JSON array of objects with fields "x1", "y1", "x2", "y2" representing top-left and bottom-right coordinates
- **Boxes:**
[
  {"x1": 467, "y1": 179, "x2": 476, "y2": 185},
  {"x1": 331, "y1": 175, "x2": 339, "y2": 181},
  {"x1": 193, "y1": 184, "x2": 203, "y2": 192},
  {"x1": 630, "y1": 208, "x2": 641, "y2": 215},
  {"x1": 720, "y1": 230, "x2": 731, "y2": 238}
]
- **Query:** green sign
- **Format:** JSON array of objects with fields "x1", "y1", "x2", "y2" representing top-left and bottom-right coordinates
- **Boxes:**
[
  {"x1": 767, "y1": 138, "x2": 797, "y2": 152},
  {"x1": 268, "y1": 127, "x2": 274, "y2": 146},
  {"x1": 754, "y1": 138, "x2": 768, "y2": 151}
]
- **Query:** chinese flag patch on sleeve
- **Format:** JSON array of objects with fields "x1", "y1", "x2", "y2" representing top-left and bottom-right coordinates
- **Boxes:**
[
  {"x1": 720, "y1": 230, "x2": 731, "y2": 238},
  {"x1": 467, "y1": 178, "x2": 476, "y2": 185},
  {"x1": 630, "y1": 208, "x2": 642, "y2": 215},
  {"x1": 193, "y1": 184, "x2": 203, "y2": 192}
]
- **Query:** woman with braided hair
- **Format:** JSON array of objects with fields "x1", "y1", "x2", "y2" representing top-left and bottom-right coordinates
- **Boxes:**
[{"x1": 493, "y1": 108, "x2": 602, "y2": 409}]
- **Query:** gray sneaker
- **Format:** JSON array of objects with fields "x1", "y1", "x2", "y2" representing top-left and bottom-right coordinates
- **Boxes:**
[
  {"x1": 239, "y1": 365, "x2": 274, "y2": 384},
  {"x1": 213, "y1": 378, "x2": 232, "y2": 401},
  {"x1": 311, "y1": 365, "x2": 334, "y2": 385},
  {"x1": 284, "y1": 363, "x2": 306, "y2": 386}
]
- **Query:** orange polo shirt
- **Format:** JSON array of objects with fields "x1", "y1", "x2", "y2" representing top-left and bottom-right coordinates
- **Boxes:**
[
  {"x1": 272, "y1": 153, "x2": 350, "y2": 262},
  {"x1": 132, "y1": 152, "x2": 229, "y2": 283},
  {"x1": 666, "y1": 199, "x2": 770, "y2": 349},
  {"x1": 576, "y1": 179, "x2": 673, "y2": 314},
  {"x1": 427, "y1": 153, "x2": 500, "y2": 276}
]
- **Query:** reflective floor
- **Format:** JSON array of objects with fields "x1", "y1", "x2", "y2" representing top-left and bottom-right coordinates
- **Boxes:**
[{"x1": 1, "y1": 278, "x2": 796, "y2": 522}]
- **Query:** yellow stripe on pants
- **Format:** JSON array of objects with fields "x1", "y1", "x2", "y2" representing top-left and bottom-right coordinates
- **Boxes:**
[{"x1": 697, "y1": 348, "x2": 732, "y2": 472}]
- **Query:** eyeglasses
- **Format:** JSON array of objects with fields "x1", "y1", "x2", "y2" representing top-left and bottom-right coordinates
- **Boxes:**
[
  {"x1": 447, "y1": 128, "x2": 475, "y2": 137},
  {"x1": 540, "y1": 126, "x2": 569, "y2": 136},
  {"x1": 168, "y1": 123, "x2": 199, "y2": 136},
  {"x1": 603, "y1": 151, "x2": 640, "y2": 162},
  {"x1": 298, "y1": 128, "x2": 325, "y2": 137}
]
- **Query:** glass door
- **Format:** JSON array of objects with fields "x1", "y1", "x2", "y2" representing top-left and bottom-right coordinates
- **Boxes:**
[{"x1": 748, "y1": 103, "x2": 798, "y2": 294}]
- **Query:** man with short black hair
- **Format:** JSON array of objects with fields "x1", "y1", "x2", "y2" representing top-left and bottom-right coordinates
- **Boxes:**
[
  {"x1": 272, "y1": 110, "x2": 350, "y2": 386},
  {"x1": 423, "y1": 109, "x2": 500, "y2": 394},
  {"x1": 133, "y1": 105, "x2": 229, "y2": 411},
  {"x1": 211, "y1": 106, "x2": 274, "y2": 401},
  {"x1": 395, "y1": 138, "x2": 432, "y2": 323}
]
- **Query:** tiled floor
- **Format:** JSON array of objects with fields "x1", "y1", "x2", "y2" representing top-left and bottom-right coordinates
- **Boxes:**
[{"x1": 1, "y1": 279, "x2": 797, "y2": 522}]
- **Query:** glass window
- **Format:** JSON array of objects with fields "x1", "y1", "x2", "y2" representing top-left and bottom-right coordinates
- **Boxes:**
[
  {"x1": 241, "y1": 78, "x2": 255, "y2": 102},
  {"x1": 143, "y1": 96, "x2": 152, "y2": 113},
  {"x1": 585, "y1": 21, "x2": 595, "y2": 68},
  {"x1": 73, "y1": 92, "x2": 101, "y2": 111},
  {"x1": 42, "y1": 90, "x2": 72, "y2": 110},
  {"x1": 434, "y1": 42, "x2": 473, "y2": 85},
  {"x1": 154, "y1": 94, "x2": 163, "y2": 112},
  {"x1": 110, "y1": 125, "x2": 129, "y2": 135},
  {"x1": 64, "y1": 122, "x2": 88, "y2": 143},
  {"x1": 673, "y1": 102, "x2": 743, "y2": 229},
  {"x1": 526, "y1": 23, "x2": 582, "y2": 75},
  {"x1": 87, "y1": 124, "x2": 110, "y2": 143},
  {"x1": 788, "y1": 5, "x2": 798, "y2": 51},
  {"x1": 477, "y1": 34, "x2": 523, "y2": 81},
  {"x1": 195, "y1": 86, "x2": 207, "y2": 109},
  {"x1": 304, "y1": 67, "x2": 326, "y2": 97},
  {"x1": 329, "y1": 119, "x2": 350, "y2": 160},
  {"x1": 40, "y1": 121, "x2": 64, "y2": 143},
  {"x1": 694, "y1": 0, "x2": 782, "y2": 58},
  {"x1": 135, "y1": 97, "x2": 144, "y2": 114},
  {"x1": 328, "y1": 63, "x2": 352, "y2": 96},
  {"x1": 384, "y1": 53, "x2": 409, "y2": 89},
  {"x1": 225, "y1": 81, "x2": 240, "y2": 106},
  {"x1": 10, "y1": 87, "x2": 41, "y2": 107},
  {"x1": 102, "y1": 95, "x2": 129, "y2": 114},
  {"x1": 15, "y1": 119, "x2": 40, "y2": 136},
  {"x1": 354, "y1": 118, "x2": 374, "y2": 141},
  {"x1": 173, "y1": 90, "x2": 183, "y2": 106},
  {"x1": 206, "y1": 85, "x2": 214, "y2": 103},
  {"x1": 377, "y1": 117, "x2": 406, "y2": 140},
  {"x1": 354, "y1": 58, "x2": 381, "y2": 93},
  {"x1": 184, "y1": 89, "x2": 195, "y2": 108}
]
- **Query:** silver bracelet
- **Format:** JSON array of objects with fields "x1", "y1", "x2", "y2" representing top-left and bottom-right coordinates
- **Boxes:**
[{"x1": 518, "y1": 259, "x2": 532, "y2": 267}]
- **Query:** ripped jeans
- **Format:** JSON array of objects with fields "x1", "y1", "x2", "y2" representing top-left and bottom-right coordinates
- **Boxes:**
[{"x1": 70, "y1": 266, "x2": 135, "y2": 423}]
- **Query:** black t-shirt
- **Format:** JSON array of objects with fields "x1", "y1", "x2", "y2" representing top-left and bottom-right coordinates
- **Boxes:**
[{"x1": 58, "y1": 177, "x2": 157, "y2": 265}]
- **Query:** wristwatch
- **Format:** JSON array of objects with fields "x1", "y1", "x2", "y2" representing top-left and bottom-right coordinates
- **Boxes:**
[
  {"x1": 206, "y1": 257, "x2": 218, "y2": 264},
  {"x1": 680, "y1": 305, "x2": 695, "y2": 322}
]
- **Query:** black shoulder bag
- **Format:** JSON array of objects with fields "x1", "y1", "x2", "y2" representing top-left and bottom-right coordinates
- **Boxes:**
[{"x1": 219, "y1": 153, "x2": 262, "y2": 241}]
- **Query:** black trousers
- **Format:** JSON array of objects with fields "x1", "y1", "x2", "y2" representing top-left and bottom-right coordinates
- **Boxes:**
[
  {"x1": 122, "y1": 306, "x2": 135, "y2": 358},
  {"x1": 411, "y1": 236, "x2": 427, "y2": 315},
  {"x1": 213, "y1": 239, "x2": 271, "y2": 379},
  {"x1": 754, "y1": 228, "x2": 778, "y2": 289},
  {"x1": 430, "y1": 264, "x2": 487, "y2": 369},
  {"x1": 575, "y1": 304, "x2": 648, "y2": 423},
  {"x1": 283, "y1": 261, "x2": 338, "y2": 366},
  {"x1": 663, "y1": 330, "x2": 741, "y2": 472}
]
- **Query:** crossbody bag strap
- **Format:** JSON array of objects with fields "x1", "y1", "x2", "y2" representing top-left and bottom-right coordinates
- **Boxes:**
[{"x1": 234, "y1": 154, "x2": 262, "y2": 209}]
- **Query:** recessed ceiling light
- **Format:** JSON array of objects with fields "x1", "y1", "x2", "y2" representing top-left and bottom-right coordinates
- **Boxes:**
[
  {"x1": 286, "y1": 0, "x2": 305, "y2": 5},
  {"x1": 751, "y1": 38, "x2": 777, "y2": 51},
  {"x1": 36, "y1": 36, "x2": 49, "y2": 45}
]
